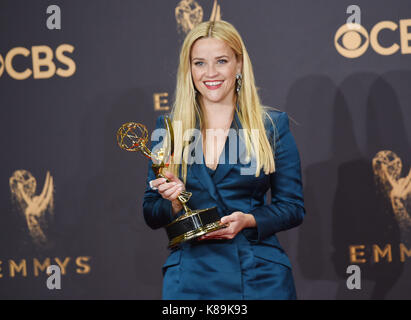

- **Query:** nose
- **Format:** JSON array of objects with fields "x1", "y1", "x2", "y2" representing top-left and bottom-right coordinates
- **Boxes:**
[{"x1": 205, "y1": 63, "x2": 218, "y2": 78}]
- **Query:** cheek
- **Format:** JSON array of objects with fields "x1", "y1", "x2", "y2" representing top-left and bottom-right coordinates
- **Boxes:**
[
  {"x1": 222, "y1": 66, "x2": 236, "y2": 86},
  {"x1": 191, "y1": 67, "x2": 202, "y2": 83},
  {"x1": 224, "y1": 76, "x2": 235, "y2": 90}
]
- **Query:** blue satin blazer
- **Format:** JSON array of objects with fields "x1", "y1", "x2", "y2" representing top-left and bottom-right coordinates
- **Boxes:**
[{"x1": 143, "y1": 109, "x2": 305, "y2": 300}]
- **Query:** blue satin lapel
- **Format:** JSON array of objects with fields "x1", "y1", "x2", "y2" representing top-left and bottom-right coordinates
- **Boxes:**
[{"x1": 189, "y1": 162, "x2": 221, "y2": 204}]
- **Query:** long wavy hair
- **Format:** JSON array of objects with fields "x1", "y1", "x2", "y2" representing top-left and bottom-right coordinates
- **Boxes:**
[{"x1": 168, "y1": 20, "x2": 276, "y2": 183}]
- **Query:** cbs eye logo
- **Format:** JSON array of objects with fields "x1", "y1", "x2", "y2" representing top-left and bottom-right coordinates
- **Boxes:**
[
  {"x1": 335, "y1": 19, "x2": 411, "y2": 58},
  {"x1": 335, "y1": 24, "x2": 369, "y2": 58},
  {"x1": 0, "y1": 44, "x2": 76, "y2": 80}
]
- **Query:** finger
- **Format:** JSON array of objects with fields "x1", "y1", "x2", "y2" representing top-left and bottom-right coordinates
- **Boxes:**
[
  {"x1": 150, "y1": 178, "x2": 167, "y2": 189},
  {"x1": 169, "y1": 186, "x2": 184, "y2": 201},
  {"x1": 220, "y1": 212, "x2": 241, "y2": 224},
  {"x1": 148, "y1": 181, "x2": 157, "y2": 190},
  {"x1": 207, "y1": 227, "x2": 237, "y2": 240},
  {"x1": 162, "y1": 183, "x2": 181, "y2": 199},
  {"x1": 158, "y1": 181, "x2": 177, "y2": 193},
  {"x1": 164, "y1": 171, "x2": 177, "y2": 181},
  {"x1": 204, "y1": 228, "x2": 231, "y2": 238},
  {"x1": 200, "y1": 231, "x2": 234, "y2": 240},
  {"x1": 157, "y1": 181, "x2": 176, "y2": 193},
  {"x1": 221, "y1": 216, "x2": 233, "y2": 225},
  {"x1": 198, "y1": 234, "x2": 222, "y2": 240},
  {"x1": 203, "y1": 234, "x2": 230, "y2": 240},
  {"x1": 164, "y1": 171, "x2": 184, "y2": 186},
  {"x1": 205, "y1": 219, "x2": 236, "y2": 237}
]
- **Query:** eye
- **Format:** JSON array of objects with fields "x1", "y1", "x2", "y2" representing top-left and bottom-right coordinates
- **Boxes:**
[
  {"x1": 194, "y1": 61, "x2": 204, "y2": 66},
  {"x1": 334, "y1": 23, "x2": 369, "y2": 58},
  {"x1": 217, "y1": 59, "x2": 228, "y2": 64}
]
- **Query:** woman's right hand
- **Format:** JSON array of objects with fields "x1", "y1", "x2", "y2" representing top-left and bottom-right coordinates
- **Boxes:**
[{"x1": 149, "y1": 171, "x2": 184, "y2": 215}]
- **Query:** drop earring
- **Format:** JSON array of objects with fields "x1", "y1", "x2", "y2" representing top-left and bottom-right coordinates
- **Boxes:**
[{"x1": 236, "y1": 73, "x2": 242, "y2": 93}]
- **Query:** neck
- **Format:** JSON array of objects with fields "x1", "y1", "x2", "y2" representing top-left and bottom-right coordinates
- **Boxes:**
[{"x1": 200, "y1": 98, "x2": 236, "y2": 130}]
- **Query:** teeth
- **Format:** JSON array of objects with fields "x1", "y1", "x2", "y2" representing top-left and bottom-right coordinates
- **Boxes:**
[{"x1": 205, "y1": 81, "x2": 223, "y2": 86}]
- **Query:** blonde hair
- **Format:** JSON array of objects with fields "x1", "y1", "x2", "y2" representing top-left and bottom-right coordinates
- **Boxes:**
[{"x1": 168, "y1": 20, "x2": 275, "y2": 183}]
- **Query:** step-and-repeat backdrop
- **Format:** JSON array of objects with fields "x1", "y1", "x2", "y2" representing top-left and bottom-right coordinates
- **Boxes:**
[{"x1": 1, "y1": 0, "x2": 410, "y2": 299}]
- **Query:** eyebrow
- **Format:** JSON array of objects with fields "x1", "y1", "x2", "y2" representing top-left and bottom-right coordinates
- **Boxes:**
[{"x1": 192, "y1": 55, "x2": 230, "y2": 61}]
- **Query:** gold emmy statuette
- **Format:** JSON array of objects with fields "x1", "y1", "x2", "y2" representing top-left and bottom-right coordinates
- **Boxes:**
[{"x1": 116, "y1": 116, "x2": 227, "y2": 248}]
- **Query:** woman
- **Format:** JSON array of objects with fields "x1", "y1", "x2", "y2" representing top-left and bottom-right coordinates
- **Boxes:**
[{"x1": 143, "y1": 20, "x2": 305, "y2": 299}]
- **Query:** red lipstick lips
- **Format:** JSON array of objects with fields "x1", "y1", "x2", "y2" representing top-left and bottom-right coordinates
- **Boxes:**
[{"x1": 204, "y1": 80, "x2": 224, "y2": 90}]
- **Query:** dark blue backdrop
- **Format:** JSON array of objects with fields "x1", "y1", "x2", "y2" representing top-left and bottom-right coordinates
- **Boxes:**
[{"x1": 0, "y1": 0, "x2": 410, "y2": 299}]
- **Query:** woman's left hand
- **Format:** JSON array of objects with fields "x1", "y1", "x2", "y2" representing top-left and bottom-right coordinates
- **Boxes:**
[{"x1": 198, "y1": 211, "x2": 256, "y2": 240}]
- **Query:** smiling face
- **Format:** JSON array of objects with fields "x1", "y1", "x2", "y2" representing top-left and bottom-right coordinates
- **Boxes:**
[{"x1": 190, "y1": 37, "x2": 242, "y2": 106}]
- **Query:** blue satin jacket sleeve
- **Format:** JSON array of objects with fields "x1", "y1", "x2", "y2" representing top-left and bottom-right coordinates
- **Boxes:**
[
  {"x1": 249, "y1": 111, "x2": 305, "y2": 242},
  {"x1": 142, "y1": 116, "x2": 175, "y2": 229}
]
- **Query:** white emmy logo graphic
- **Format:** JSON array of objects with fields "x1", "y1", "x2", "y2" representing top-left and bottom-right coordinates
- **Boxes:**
[{"x1": 9, "y1": 170, "x2": 54, "y2": 247}]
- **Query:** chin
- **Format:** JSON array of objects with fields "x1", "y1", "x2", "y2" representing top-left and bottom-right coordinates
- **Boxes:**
[
  {"x1": 201, "y1": 92, "x2": 229, "y2": 104},
  {"x1": 204, "y1": 96, "x2": 224, "y2": 103}
]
